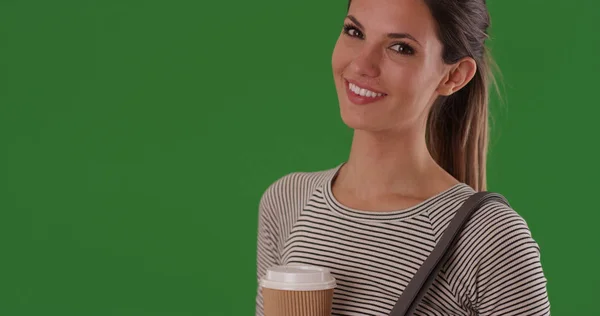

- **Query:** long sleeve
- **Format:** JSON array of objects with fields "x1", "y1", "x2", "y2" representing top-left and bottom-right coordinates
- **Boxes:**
[
  {"x1": 473, "y1": 205, "x2": 550, "y2": 315},
  {"x1": 255, "y1": 184, "x2": 281, "y2": 316}
]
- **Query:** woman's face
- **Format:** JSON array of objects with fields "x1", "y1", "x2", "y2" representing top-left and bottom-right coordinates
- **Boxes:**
[{"x1": 332, "y1": 0, "x2": 449, "y2": 133}]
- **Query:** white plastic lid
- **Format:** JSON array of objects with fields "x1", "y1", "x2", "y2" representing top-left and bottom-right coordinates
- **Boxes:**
[{"x1": 260, "y1": 264, "x2": 336, "y2": 291}]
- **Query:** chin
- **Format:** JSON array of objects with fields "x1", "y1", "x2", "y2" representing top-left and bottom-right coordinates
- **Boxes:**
[
  {"x1": 339, "y1": 107, "x2": 386, "y2": 132},
  {"x1": 336, "y1": 86, "x2": 393, "y2": 131}
]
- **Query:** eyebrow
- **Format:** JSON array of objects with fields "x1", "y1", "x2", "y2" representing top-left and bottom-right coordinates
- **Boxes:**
[{"x1": 346, "y1": 15, "x2": 421, "y2": 46}]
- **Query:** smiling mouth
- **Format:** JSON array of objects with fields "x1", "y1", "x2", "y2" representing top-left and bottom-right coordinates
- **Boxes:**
[
  {"x1": 348, "y1": 83, "x2": 386, "y2": 98},
  {"x1": 345, "y1": 79, "x2": 387, "y2": 98},
  {"x1": 344, "y1": 79, "x2": 388, "y2": 105}
]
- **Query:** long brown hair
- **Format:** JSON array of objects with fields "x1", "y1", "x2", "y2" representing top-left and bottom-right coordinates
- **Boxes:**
[{"x1": 347, "y1": 0, "x2": 497, "y2": 191}]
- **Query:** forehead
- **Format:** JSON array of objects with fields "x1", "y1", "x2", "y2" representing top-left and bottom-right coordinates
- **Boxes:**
[{"x1": 347, "y1": 0, "x2": 438, "y2": 44}]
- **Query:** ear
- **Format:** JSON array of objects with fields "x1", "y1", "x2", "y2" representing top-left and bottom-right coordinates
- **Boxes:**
[{"x1": 437, "y1": 57, "x2": 477, "y2": 96}]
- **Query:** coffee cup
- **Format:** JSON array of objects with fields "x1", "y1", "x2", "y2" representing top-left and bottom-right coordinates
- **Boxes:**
[{"x1": 260, "y1": 264, "x2": 336, "y2": 316}]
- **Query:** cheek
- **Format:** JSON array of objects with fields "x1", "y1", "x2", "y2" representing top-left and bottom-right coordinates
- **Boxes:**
[
  {"x1": 391, "y1": 62, "x2": 440, "y2": 104},
  {"x1": 379, "y1": 64, "x2": 440, "y2": 127},
  {"x1": 387, "y1": 66, "x2": 423, "y2": 104}
]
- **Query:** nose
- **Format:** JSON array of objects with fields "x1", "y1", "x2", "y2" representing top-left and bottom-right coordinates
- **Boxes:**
[{"x1": 350, "y1": 45, "x2": 382, "y2": 78}]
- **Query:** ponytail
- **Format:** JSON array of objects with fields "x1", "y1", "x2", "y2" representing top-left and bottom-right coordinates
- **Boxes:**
[{"x1": 427, "y1": 48, "x2": 496, "y2": 191}]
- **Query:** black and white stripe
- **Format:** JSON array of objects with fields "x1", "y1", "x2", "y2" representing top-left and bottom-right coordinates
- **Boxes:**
[{"x1": 256, "y1": 163, "x2": 550, "y2": 316}]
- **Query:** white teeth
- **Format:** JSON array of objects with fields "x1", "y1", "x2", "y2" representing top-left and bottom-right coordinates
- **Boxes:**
[{"x1": 349, "y1": 83, "x2": 384, "y2": 98}]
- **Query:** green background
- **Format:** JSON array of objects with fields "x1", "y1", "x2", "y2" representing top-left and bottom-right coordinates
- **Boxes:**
[{"x1": 1, "y1": 0, "x2": 598, "y2": 315}]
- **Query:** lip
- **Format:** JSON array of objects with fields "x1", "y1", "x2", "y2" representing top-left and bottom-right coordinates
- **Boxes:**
[{"x1": 344, "y1": 79, "x2": 387, "y2": 105}]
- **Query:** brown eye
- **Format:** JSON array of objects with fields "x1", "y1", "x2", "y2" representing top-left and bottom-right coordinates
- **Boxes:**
[
  {"x1": 343, "y1": 24, "x2": 363, "y2": 39},
  {"x1": 390, "y1": 43, "x2": 415, "y2": 55}
]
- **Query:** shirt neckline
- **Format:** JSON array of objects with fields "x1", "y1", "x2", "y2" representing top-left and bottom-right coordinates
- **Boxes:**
[{"x1": 321, "y1": 162, "x2": 474, "y2": 222}]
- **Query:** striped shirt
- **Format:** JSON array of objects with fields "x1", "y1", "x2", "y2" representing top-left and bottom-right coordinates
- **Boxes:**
[{"x1": 255, "y1": 163, "x2": 550, "y2": 316}]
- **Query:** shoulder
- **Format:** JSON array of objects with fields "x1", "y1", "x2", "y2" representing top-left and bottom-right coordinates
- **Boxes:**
[
  {"x1": 258, "y1": 164, "x2": 342, "y2": 220},
  {"x1": 466, "y1": 198, "x2": 535, "y2": 243},
  {"x1": 459, "y1": 195, "x2": 542, "y2": 269},
  {"x1": 462, "y1": 196, "x2": 550, "y2": 313},
  {"x1": 445, "y1": 193, "x2": 547, "y2": 303},
  {"x1": 445, "y1": 192, "x2": 538, "y2": 263}
]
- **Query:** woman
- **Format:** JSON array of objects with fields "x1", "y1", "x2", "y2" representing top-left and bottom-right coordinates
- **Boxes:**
[{"x1": 256, "y1": 0, "x2": 550, "y2": 315}]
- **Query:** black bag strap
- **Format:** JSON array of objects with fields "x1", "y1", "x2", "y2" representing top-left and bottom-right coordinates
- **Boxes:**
[{"x1": 389, "y1": 191, "x2": 509, "y2": 316}]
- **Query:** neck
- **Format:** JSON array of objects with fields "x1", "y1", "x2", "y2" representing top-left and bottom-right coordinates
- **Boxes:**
[{"x1": 335, "y1": 128, "x2": 458, "y2": 201}]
